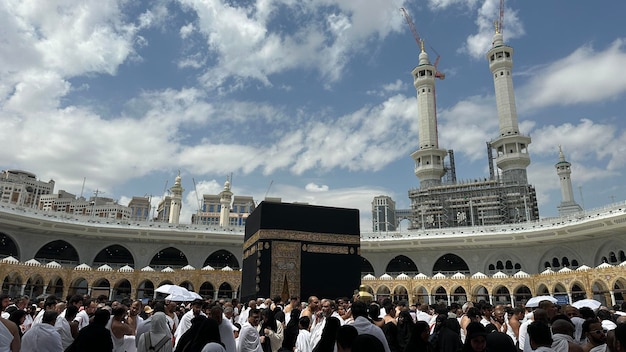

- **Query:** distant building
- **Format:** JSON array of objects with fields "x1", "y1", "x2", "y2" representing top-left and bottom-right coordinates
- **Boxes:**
[
  {"x1": 128, "y1": 196, "x2": 151, "y2": 221},
  {"x1": 192, "y1": 180, "x2": 257, "y2": 227},
  {"x1": 372, "y1": 196, "x2": 396, "y2": 231},
  {"x1": 0, "y1": 170, "x2": 55, "y2": 207},
  {"x1": 556, "y1": 147, "x2": 583, "y2": 216}
]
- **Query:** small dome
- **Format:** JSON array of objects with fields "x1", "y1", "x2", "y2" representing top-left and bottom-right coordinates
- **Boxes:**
[
  {"x1": 181, "y1": 265, "x2": 195, "y2": 271},
  {"x1": 620, "y1": 261, "x2": 626, "y2": 267},
  {"x1": 414, "y1": 273, "x2": 429, "y2": 279},
  {"x1": 222, "y1": 266, "x2": 233, "y2": 271},
  {"x1": 513, "y1": 270, "x2": 530, "y2": 278},
  {"x1": 74, "y1": 263, "x2": 92, "y2": 271},
  {"x1": 379, "y1": 274, "x2": 392, "y2": 280},
  {"x1": 576, "y1": 265, "x2": 591, "y2": 271},
  {"x1": 161, "y1": 266, "x2": 175, "y2": 272},
  {"x1": 45, "y1": 261, "x2": 62, "y2": 268},
  {"x1": 433, "y1": 272, "x2": 446, "y2": 279},
  {"x1": 597, "y1": 262, "x2": 613, "y2": 269},
  {"x1": 201, "y1": 265, "x2": 215, "y2": 271},
  {"x1": 25, "y1": 259, "x2": 41, "y2": 266},
  {"x1": 558, "y1": 267, "x2": 572, "y2": 273},
  {"x1": 396, "y1": 273, "x2": 409, "y2": 280},
  {"x1": 452, "y1": 272, "x2": 466, "y2": 279},
  {"x1": 97, "y1": 264, "x2": 113, "y2": 272},
  {"x1": 471, "y1": 272, "x2": 487, "y2": 279},
  {"x1": 492, "y1": 271, "x2": 508, "y2": 278},
  {"x1": 1, "y1": 256, "x2": 19, "y2": 264},
  {"x1": 119, "y1": 265, "x2": 134, "y2": 272},
  {"x1": 362, "y1": 274, "x2": 376, "y2": 280},
  {"x1": 141, "y1": 266, "x2": 155, "y2": 272}
]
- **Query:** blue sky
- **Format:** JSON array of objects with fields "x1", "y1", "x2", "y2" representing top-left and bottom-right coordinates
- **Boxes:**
[{"x1": 2, "y1": 0, "x2": 626, "y2": 230}]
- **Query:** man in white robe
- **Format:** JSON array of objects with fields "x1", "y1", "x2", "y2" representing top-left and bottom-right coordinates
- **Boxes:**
[
  {"x1": 21, "y1": 310, "x2": 63, "y2": 352},
  {"x1": 237, "y1": 308, "x2": 263, "y2": 352}
]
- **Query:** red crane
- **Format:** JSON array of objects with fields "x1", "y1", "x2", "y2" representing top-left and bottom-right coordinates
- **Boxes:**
[{"x1": 400, "y1": 7, "x2": 444, "y2": 80}]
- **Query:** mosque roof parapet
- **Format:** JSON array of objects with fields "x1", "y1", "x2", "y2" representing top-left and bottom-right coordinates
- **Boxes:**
[
  {"x1": 379, "y1": 273, "x2": 393, "y2": 280},
  {"x1": 45, "y1": 261, "x2": 62, "y2": 268},
  {"x1": 221, "y1": 266, "x2": 233, "y2": 271},
  {"x1": 119, "y1": 265, "x2": 134, "y2": 272},
  {"x1": 620, "y1": 261, "x2": 626, "y2": 267},
  {"x1": 558, "y1": 267, "x2": 573, "y2": 273},
  {"x1": 202, "y1": 265, "x2": 215, "y2": 271},
  {"x1": 492, "y1": 271, "x2": 508, "y2": 278},
  {"x1": 452, "y1": 272, "x2": 466, "y2": 279},
  {"x1": 362, "y1": 274, "x2": 376, "y2": 280},
  {"x1": 597, "y1": 262, "x2": 613, "y2": 269},
  {"x1": 433, "y1": 272, "x2": 446, "y2": 279},
  {"x1": 161, "y1": 266, "x2": 175, "y2": 272},
  {"x1": 513, "y1": 270, "x2": 530, "y2": 278},
  {"x1": 74, "y1": 263, "x2": 92, "y2": 271},
  {"x1": 540, "y1": 268, "x2": 554, "y2": 275},
  {"x1": 141, "y1": 266, "x2": 155, "y2": 272},
  {"x1": 414, "y1": 273, "x2": 429, "y2": 279},
  {"x1": 576, "y1": 265, "x2": 591, "y2": 271},
  {"x1": 396, "y1": 273, "x2": 410, "y2": 280},
  {"x1": 97, "y1": 264, "x2": 113, "y2": 271},
  {"x1": 182, "y1": 265, "x2": 196, "y2": 271},
  {"x1": 25, "y1": 259, "x2": 41, "y2": 266},
  {"x1": 1, "y1": 256, "x2": 19, "y2": 264},
  {"x1": 471, "y1": 272, "x2": 488, "y2": 279}
]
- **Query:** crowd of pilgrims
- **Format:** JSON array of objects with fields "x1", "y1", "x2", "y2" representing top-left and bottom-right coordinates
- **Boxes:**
[{"x1": 3, "y1": 293, "x2": 626, "y2": 352}]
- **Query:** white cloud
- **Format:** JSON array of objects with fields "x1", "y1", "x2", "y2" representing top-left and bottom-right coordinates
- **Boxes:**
[
  {"x1": 305, "y1": 183, "x2": 329, "y2": 192},
  {"x1": 459, "y1": 0, "x2": 525, "y2": 59},
  {"x1": 518, "y1": 39, "x2": 626, "y2": 110}
]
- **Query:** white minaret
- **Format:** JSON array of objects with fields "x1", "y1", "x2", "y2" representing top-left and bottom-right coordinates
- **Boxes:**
[
  {"x1": 555, "y1": 146, "x2": 582, "y2": 216},
  {"x1": 487, "y1": 25, "x2": 531, "y2": 184},
  {"x1": 410, "y1": 42, "x2": 447, "y2": 189},
  {"x1": 219, "y1": 179, "x2": 233, "y2": 227},
  {"x1": 168, "y1": 173, "x2": 184, "y2": 224}
]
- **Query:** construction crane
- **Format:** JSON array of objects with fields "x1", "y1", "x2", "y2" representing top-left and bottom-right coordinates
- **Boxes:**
[{"x1": 400, "y1": 7, "x2": 445, "y2": 80}]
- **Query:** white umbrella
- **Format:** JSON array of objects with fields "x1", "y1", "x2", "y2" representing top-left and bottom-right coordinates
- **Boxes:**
[
  {"x1": 572, "y1": 299, "x2": 602, "y2": 310},
  {"x1": 525, "y1": 295, "x2": 557, "y2": 308},
  {"x1": 165, "y1": 291, "x2": 202, "y2": 302},
  {"x1": 155, "y1": 284, "x2": 191, "y2": 296}
]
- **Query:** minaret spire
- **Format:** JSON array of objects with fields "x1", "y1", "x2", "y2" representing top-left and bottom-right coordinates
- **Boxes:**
[
  {"x1": 555, "y1": 146, "x2": 582, "y2": 216},
  {"x1": 410, "y1": 43, "x2": 447, "y2": 189},
  {"x1": 168, "y1": 172, "x2": 184, "y2": 224},
  {"x1": 219, "y1": 177, "x2": 233, "y2": 227},
  {"x1": 487, "y1": 0, "x2": 531, "y2": 185}
]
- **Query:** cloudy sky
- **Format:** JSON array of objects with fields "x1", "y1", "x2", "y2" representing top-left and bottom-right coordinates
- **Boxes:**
[{"x1": 2, "y1": 0, "x2": 625, "y2": 230}]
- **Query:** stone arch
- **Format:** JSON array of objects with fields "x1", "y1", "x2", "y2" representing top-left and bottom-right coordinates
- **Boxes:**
[
  {"x1": 571, "y1": 282, "x2": 586, "y2": 302},
  {"x1": 150, "y1": 247, "x2": 188, "y2": 269},
  {"x1": 179, "y1": 280, "x2": 194, "y2": 292},
  {"x1": 472, "y1": 285, "x2": 489, "y2": 302},
  {"x1": 538, "y1": 247, "x2": 581, "y2": 272},
  {"x1": 35, "y1": 240, "x2": 79, "y2": 264},
  {"x1": 0, "y1": 232, "x2": 20, "y2": 259},
  {"x1": 433, "y1": 286, "x2": 447, "y2": 304},
  {"x1": 412, "y1": 286, "x2": 428, "y2": 304},
  {"x1": 612, "y1": 277, "x2": 626, "y2": 304},
  {"x1": 48, "y1": 276, "x2": 64, "y2": 297},
  {"x1": 204, "y1": 250, "x2": 239, "y2": 269},
  {"x1": 217, "y1": 282, "x2": 233, "y2": 299},
  {"x1": 2, "y1": 273, "x2": 23, "y2": 297},
  {"x1": 361, "y1": 256, "x2": 375, "y2": 276},
  {"x1": 93, "y1": 244, "x2": 135, "y2": 268},
  {"x1": 513, "y1": 285, "x2": 532, "y2": 306},
  {"x1": 92, "y1": 278, "x2": 111, "y2": 300},
  {"x1": 432, "y1": 253, "x2": 469, "y2": 275},
  {"x1": 451, "y1": 286, "x2": 467, "y2": 304},
  {"x1": 595, "y1": 240, "x2": 626, "y2": 266},
  {"x1": 591, "y1": 279, "x2": 611, "y2": 306},
  {"x1": 376, "y1": 285, "x2": 391, "y2": 302},
  {"x1": 24, "y1": 274, "x2": 45, "y2": 299},
  {"x1": 392, "y1": 285, "x2": 408, "y2": 302},
  {"x1": 137, "y1": 280, "x2": 154, "y2": 300},
  {"x1": 483, "y1": 251, "x2": 524, "y2": 275},
  {"x1": 493, "y1": 285, "x2": 511, "y2": 305},
  {"x1": 199, "y1": 282, "x2": 215, "y2": 298},
  {"x1": 385, "y1": 255, "x2": 418, "y2": 275},
  {"x1": 68, "y1": 277, "x2": 89, "y2": 297},
  {"x1": 113, "y1": 279, "x2": 132, "y2": 301},
  {"x1": 536, "y1": 283, "x2": 549, "y2": 296}
]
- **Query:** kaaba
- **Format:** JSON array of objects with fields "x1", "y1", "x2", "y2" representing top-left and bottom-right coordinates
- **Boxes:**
[{"x1": 242, "y1": 201, "x2": 361, "y2": 302}]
